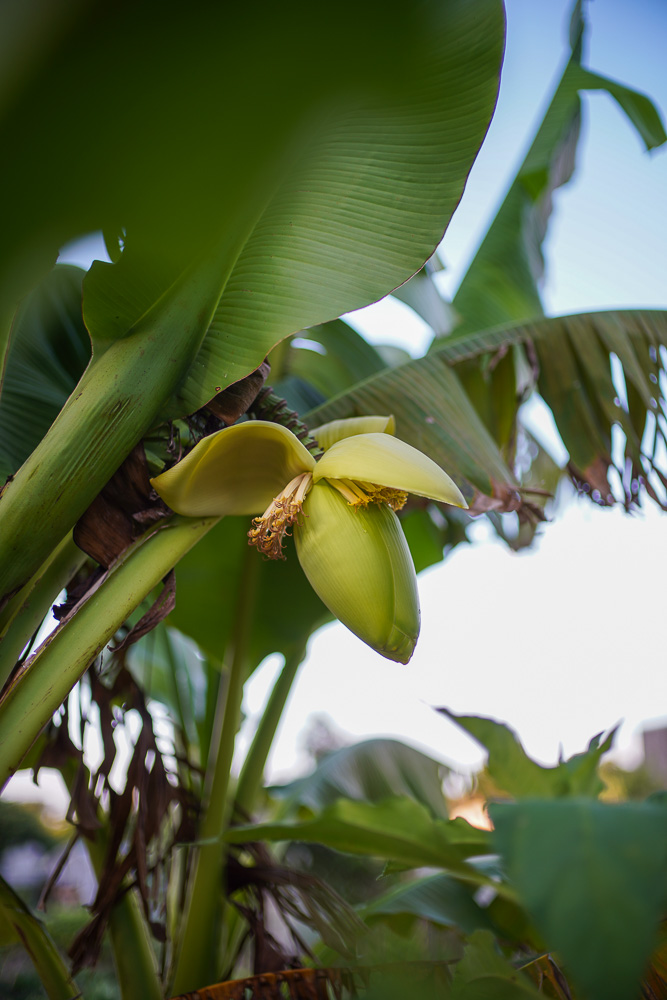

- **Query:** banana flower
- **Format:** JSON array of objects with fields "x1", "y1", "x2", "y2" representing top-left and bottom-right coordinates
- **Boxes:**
[{"x1": 151, "y1": 416, "x2": 466, "y2": 663}]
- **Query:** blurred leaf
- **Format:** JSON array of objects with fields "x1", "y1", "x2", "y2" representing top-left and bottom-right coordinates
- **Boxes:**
[
  {"x1": 167, "y1": 517, "x2": 330, "y2": 668},
  {"x1": 271, "y1": 374, "x2": 327, "y2": 415},
  {"x1": 575, "y1": 66, "x2": 667, "y2": 151},
  {"x1": 270, "y1": 738, "x2": 450, "y2": 819},
  {"x1": 288, "y1": 320, "x2": 387, "y2": 400},
  {"x1": 227, "y1": 797, "x2": 493, "y2": 880},
  {"x1": 0, "y1": 800, "x2": 60, "y2": 854},
  {"x1": 450, "y1": 930, "x2": 542, "y2": 999},
  {"x1": 491, "y1": 799, "x2": 667, "y2": 1000},
  {"x1": 127, "y1": 624, "x2": 210, "y2": 756},
  {"x1": 441, "y1": 711, "x2": 615, "y2": 799},
  {"x1": 440, "y1": 309, "x2": 667, "y2": 509},
  {"x1": 0, "y1": 875, "x2": 79, "y2": 998},
  {"x1": 400, "y1": 506, "x2": 466, "y2": 574},
  {"x1": 362, "y1": 874, "x2": 497, "y2": 937},
  {"x1": 429, "y1": 6, "x2": 666, "y2": 464},
  {"x1": 393, "y1": 265, "x2": 457, "y2": 338},
  {"x1": 0, "y1": 265, "x2": 90, "y2": 481}
]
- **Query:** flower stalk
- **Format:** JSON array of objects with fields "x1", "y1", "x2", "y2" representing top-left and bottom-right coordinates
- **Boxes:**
[{"x1": 170, "y1": 547, "x2": 258, "y2": 995}]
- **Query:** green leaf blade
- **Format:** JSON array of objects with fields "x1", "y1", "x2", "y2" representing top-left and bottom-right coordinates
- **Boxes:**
[
  {"x1": 492, "y1": 799, "x2": 667, "y2": 1000},
  {"x1": 227, "y1": 796, "x2": 491, "y2": 877}
]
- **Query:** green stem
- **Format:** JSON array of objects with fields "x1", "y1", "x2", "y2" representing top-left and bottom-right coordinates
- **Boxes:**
[
  {"x1": 200, "y1": 661, "x2": 222, "y2": 778},
  {"x1": 0, "y1": 874, "x2": 79, "y2": 1000},
  {"x1": 170, "y1": 549, "x2": 257, "y2": 996},
  {"x1": 85, "y1": 833, "x2": 162, "y2": 1000},
  {"x1": 0, "y1": 533, "x2": 87, "y2": 691},
  {"x1": 0, "y1": 235, "x2": 237, "y2": 607},
  {"x1": 0, "y1": 515, "x2": 218, "y2": 788},
  {"x1": 234, "y1": 642, "x2": 306, "y2": 818}
]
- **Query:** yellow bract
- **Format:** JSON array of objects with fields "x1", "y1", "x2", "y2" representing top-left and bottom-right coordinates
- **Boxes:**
[{"x1": 151, "y1": 421, "x2": 314, "y2": 517}]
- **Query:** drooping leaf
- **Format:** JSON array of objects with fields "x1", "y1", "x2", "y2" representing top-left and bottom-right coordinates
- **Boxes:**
[
  {"x1": 0, "y1": 265, "x2": 90, "y2": 481},
  {"x1": 441, "y1": 711, "x2": 615, "y2": 799},
  {"x1": 270, "y1": 738, "x2": 450, "y2": 819},
  {"x1": 227, "y1": 796, "x2": 492, "y2": 880},
  {"x1": 491, "y1": 799, "x2": 667, "y2": 1000},
  {"x1": 439, "y1": 310, "x2": 667, "y2": 508},
  {"x1": 450, "y1": 930, "x2": 542, "y2": 999}
]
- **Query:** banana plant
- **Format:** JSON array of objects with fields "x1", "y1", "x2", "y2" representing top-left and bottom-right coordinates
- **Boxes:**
[{"x1": 1, "y1": 0, "x2": 665, "y2": 998}]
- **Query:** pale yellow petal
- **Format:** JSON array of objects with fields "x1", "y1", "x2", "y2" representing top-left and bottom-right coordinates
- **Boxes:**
[
  {"x1": 311, "y1": 415, "x2": 395, "y2": 452},
  {"x1": 312, "y1": 433, "x2": 467, "y2": 508},
  {"x1": 294, "y1": 481, "x2": 419, "y2": 664},
  {"x1": 151, "y1": 421, "x2": 315, "y2": 516}
]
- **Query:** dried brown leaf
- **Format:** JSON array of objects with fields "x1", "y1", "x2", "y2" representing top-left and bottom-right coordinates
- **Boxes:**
[{"x1": 112, "y1": 571, "x2": 176, "y2": 652}]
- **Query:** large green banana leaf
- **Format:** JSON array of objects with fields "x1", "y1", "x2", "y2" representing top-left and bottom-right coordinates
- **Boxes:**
[
  {"x1": 0, "y1": 0, "x2": 506, "y2": 603},
  {"x1": 0, "y1": 2, "x2": 501, "y2": 313},
  {"x1": 82, "y1": 0, "x2": 505, "y2": 419}
]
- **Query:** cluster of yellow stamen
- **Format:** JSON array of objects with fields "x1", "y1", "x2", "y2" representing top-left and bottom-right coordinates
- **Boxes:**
[
  {"x1": 248, "y1": 472, "x2": 313, "y2": 560},
  {"x1": 330, "y1": 479, "x2": 408, "y2": 512}
]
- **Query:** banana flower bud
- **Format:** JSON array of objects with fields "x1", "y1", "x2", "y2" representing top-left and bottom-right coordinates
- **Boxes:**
[{"x1": 151, "y1": 415, "x2": 466, "y2": 663}]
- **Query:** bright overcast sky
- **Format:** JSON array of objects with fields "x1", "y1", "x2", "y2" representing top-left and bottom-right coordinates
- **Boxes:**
[{"x1": 9, "y1": 0, "x2": 667, "y2": 814}]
